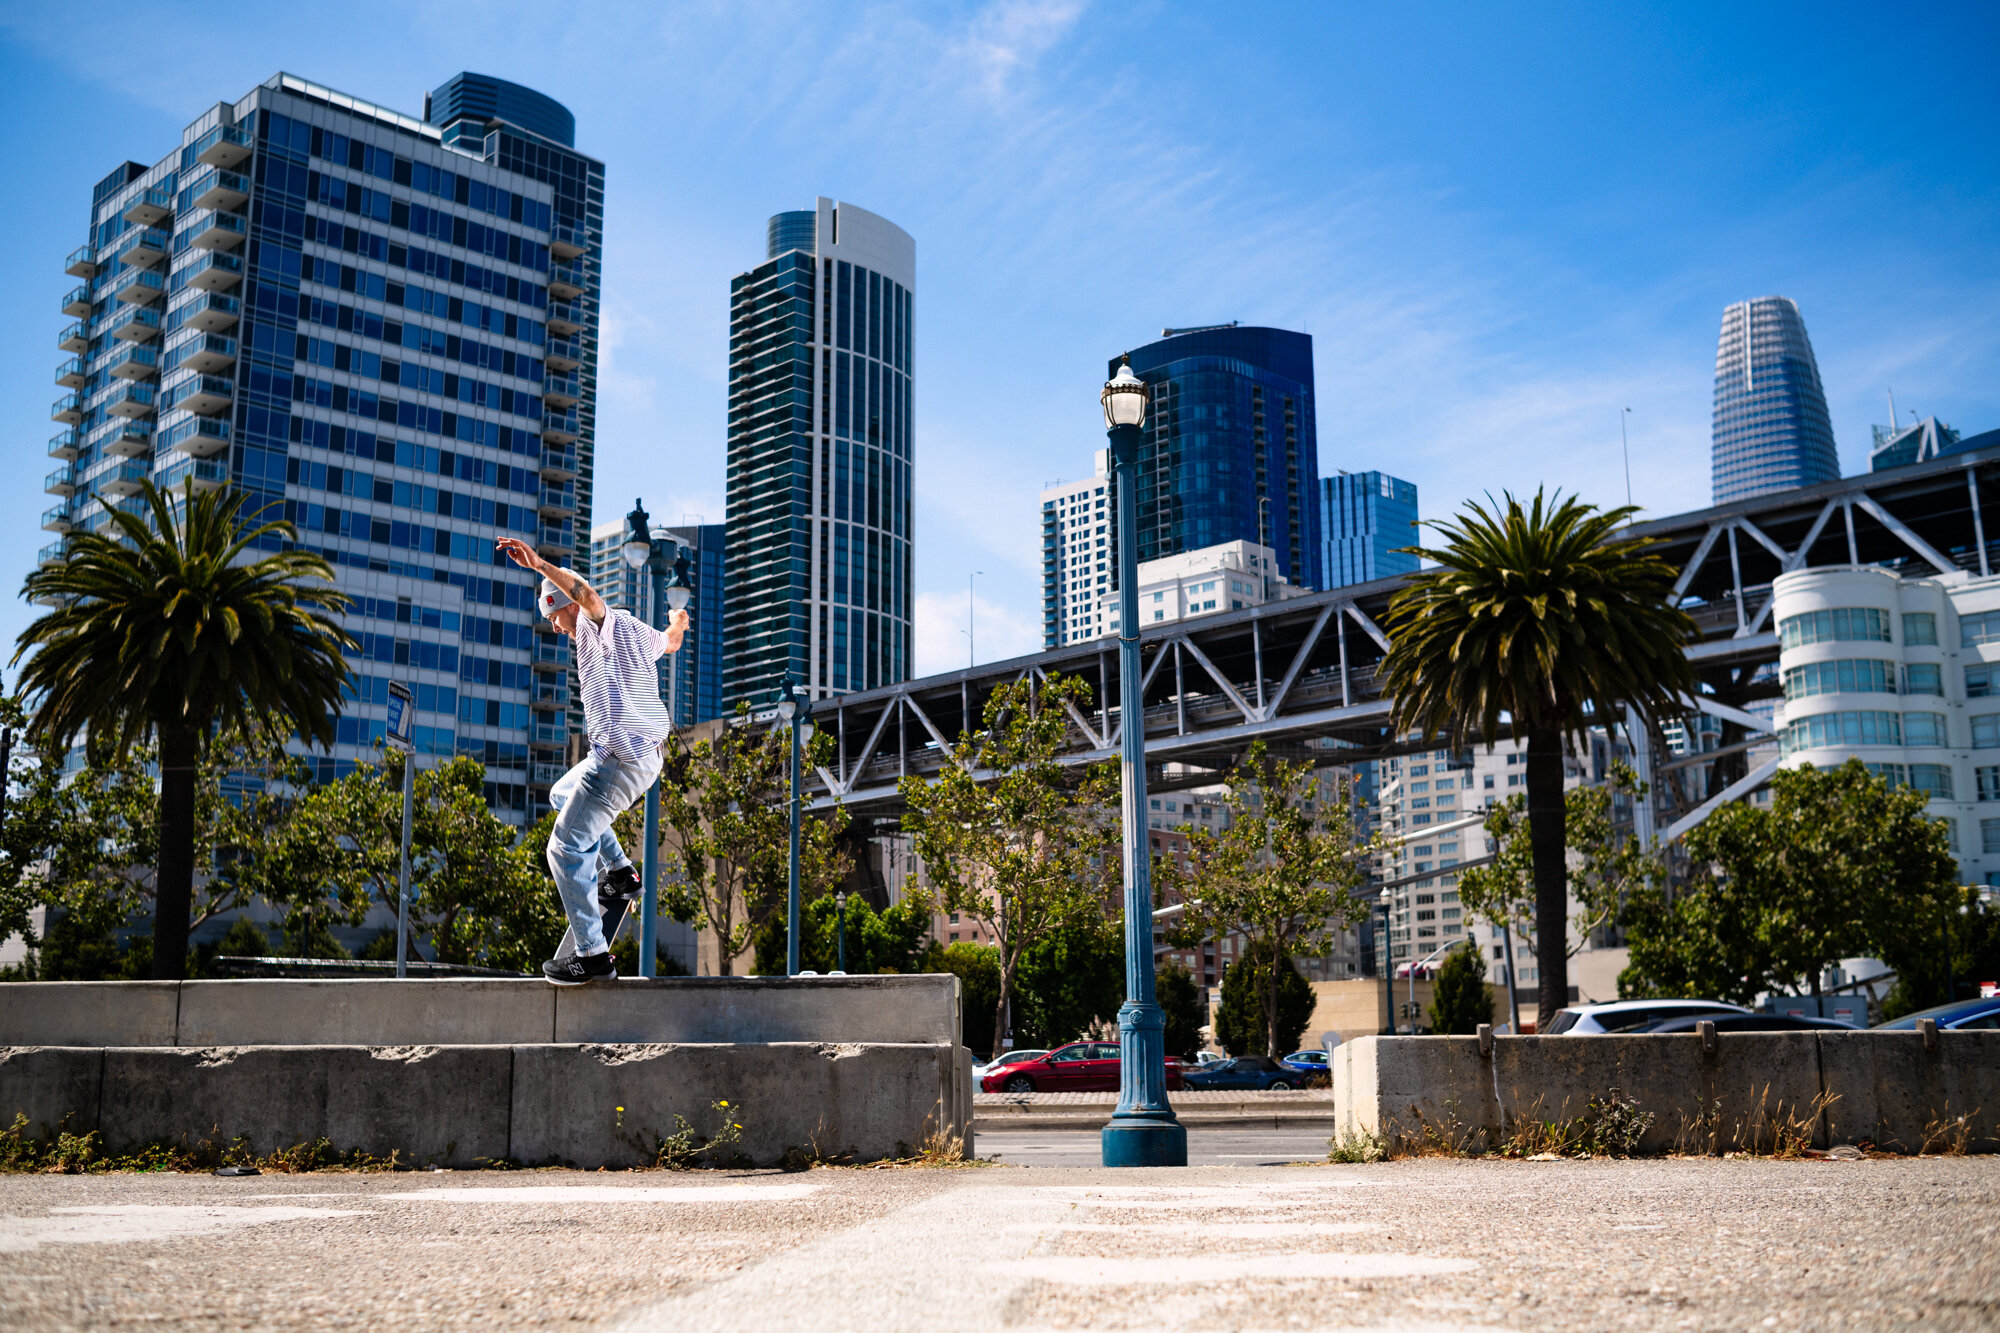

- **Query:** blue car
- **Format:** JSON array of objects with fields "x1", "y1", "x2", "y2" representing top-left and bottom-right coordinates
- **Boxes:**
[
  {"x1": 1280, "y1": 1049, "x2": 1331, "y2": 1077},
  {"x1": 1180, "y1": 1055, "x2": 1300, "y2": 1090},
  {"x1": 1873, "y1": 997, "x2": 2000, "y2": 1030}
]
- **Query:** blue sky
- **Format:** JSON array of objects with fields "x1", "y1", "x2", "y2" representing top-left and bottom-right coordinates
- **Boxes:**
[{"x1": 2, "y1": 1, "x2": 1995, "y2": 678}]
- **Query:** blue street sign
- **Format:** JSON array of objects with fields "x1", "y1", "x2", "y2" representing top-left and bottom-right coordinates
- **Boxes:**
[{"x1": 386, "y1": 681, "x2": 414, "y2": 752}]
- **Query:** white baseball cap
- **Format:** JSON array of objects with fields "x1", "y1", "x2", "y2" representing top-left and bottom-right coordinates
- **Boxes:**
[{"x1": 539, "y1": 578, "x2": 575, "y2": 619}]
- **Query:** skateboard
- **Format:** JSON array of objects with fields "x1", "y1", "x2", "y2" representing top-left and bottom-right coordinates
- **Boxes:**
[{"x1": 552, "y1": 880, "x2": 638, "y2": 965}]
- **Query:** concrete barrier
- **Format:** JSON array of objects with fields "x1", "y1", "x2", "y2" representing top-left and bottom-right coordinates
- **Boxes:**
[
  {"x1": 0, "y1": 975, "x2": 959, "y2": 1048},
  {"x1": 1333, "y1": 1031, "x2": 2000, "y2": 1154}
]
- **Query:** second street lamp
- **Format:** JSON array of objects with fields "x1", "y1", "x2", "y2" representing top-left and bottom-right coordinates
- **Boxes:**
[
  {"x1": 1098, "y1": 359, "x2": 1187, "y2": 1169},
  {"x1": 622, "y1": 499, "x2": 694, "y2": 979},
  {"x1": 776, "y1": 675, "x2": 814, "y2": 977}
]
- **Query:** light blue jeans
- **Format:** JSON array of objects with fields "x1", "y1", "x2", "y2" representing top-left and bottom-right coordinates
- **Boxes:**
[{"x1": 546, "y1": 750, "x2": 659, "y2": 956}]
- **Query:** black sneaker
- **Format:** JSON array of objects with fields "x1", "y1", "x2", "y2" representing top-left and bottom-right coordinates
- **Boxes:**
[
  {"x1": 542, "y1": 951, "x2": 618, "y2": 986},
  {"x1": 598, "y1": 864, "x2": 642, "y2": 910}
]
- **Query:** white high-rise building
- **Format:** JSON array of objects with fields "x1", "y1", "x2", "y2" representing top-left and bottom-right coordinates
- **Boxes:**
[
  {"x1": 1040, "y1": 451, "x2": 1112, "y2": 646},
  {"x1": 1102, "y1": 539, "x2": 1306, "y2": 635}
]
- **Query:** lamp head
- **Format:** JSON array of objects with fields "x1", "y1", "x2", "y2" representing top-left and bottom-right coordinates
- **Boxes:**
[
  {"x1": 665, "y1": 548, "x2": 693, "y2": 610},
  {"x1": 1101, "y1": 359, "x2": 1149, "y2": 430},
  {"x1": 622, "y1": 498, "x2": 652, "y2": 570},
  {"x1": 836, "y1": 890, "x2": 846, "y2": 909},
  {"x1": 775, "y1": 674, "x2": 798, "y2": 722},
  {"x1": 1378, "y1": 889, "x2": 1393, "y2": 910}
]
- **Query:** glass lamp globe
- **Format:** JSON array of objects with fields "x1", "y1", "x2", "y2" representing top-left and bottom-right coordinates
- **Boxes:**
[
  {"x1": 1101, "y1": 360, "x2": 1149, "y2": 429},
  {"x1": 776, "y1": 697, "x2": 796, "y2": 722},
  {"x1": 798, "y1": 718, "x2": 815, "y2": 745},
  {"x1": 665, "y1": 584, "x2": 692, "y2": 611}
]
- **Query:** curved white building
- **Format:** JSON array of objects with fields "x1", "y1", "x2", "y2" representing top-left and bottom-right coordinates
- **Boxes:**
[{"x1": 1771, "y1": 565, "x2": 2000, "y2": 881}]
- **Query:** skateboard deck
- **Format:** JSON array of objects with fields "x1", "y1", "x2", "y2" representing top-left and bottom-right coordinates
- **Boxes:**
[{"x1": 553, "y1": 887, "x2": 637, "y2": 964}]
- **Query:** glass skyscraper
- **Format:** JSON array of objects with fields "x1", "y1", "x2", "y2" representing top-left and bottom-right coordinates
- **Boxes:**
[
  {"x1": 1710, "y1": 296, "x2": 1839, "y2": 505},
  {"x1": 44, "y1": 72, "x2": 601, "y2": 820},
  {"x1": 588, "y1": 516, "x2": 726, "y2": 728},
  {"x1": 1319, "y1": 471, "x2": 1419, "y2": 588},
  {"x1": 724, "y1": 198, "x2": 913, "y2": 708},
  {"x1": 1120, "y1": 324, "x2": 1323, "y2": 591}
]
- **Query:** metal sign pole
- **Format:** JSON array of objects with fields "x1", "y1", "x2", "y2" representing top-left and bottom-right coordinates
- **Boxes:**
[{"x1": 386, "y1": 682, "x2": 416, "y2": 980}]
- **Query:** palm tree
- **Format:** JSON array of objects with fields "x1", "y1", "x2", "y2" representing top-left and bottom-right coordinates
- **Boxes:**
[
  {"x1": 1380, "y1": 489, "x2": 1694, "y2": 1024},
  {"x1": 14, "y1": 480, "x2": 354, "y2": 978}
]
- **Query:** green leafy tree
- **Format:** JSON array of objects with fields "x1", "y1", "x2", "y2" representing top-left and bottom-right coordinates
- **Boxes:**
[
  {"x1": 1163, "y1": 742, "x2": 1373, "y2": 1058},
  {"x1": 1428, "y1": 941, "x2": 1495, "y2": 1034},
  {"x1": 918, "y1": 941, "x2": 1001, "y2": 1056},
  {"x1": 1381, "y1": 489, "x2": 1696, "y2": 1021},
  {"x1": 13, "y1": 481, "x2": 353, "y2": 978},
  {"x1": 751, "y1": 892, "x2": 931, "y2": 976},
  {"x1": 1458, "y1": 762, "x2": 1662, "y2": 955},
  {"x1": 1881, "y1": 887, "x2": 2000, "y2": 1018},
  {"x1": 661, "y1": 705, "x2": 850, "y2": 974},
  {"x1": 1622, "y1": 760, "x2": 1962, "y2": 1003},
  {"x1": 1213, "y1": 937, "x2": 1315, "y2": 1057},
  {"x1": 1156, "y1": 960, "x2": 1206, "y2": 1060},
  {"x1": 1012, "y1": 913, "x2": 1124, "y2": 1048},
  {"x1": 899, "y1": 673, "x2": 1120, "y2": 1054}
]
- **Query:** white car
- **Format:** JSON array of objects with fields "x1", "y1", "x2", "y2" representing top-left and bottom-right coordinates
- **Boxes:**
[
  {"x1": 1541, "y1": 999, "x2": 1751, "y2": 1034},
  {"x1": 972, "y1": 1048, "x2": 1048, "y2": 1080}
]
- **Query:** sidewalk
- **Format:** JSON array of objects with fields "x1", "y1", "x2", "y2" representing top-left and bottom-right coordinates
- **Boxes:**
[{"x1": 974, "y1": 1087, "x2": 1338, "y2": 1131}]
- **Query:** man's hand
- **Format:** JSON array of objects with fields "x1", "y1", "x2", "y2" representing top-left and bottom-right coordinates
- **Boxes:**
[
  {"x1": 667, "y1": 608, "x2": 692, "y2": 651},
  {"x1": 495, "y1": 537, "x2": 544, "y2": 574}
]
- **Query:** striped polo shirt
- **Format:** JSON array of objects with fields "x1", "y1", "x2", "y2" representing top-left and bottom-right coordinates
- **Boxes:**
[{"x1": 570, "y1": 608, "x2": 674, "y2": 765}]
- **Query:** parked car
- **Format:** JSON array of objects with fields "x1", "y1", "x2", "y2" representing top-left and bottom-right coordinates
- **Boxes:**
[
  {"x1": 1180, "y1": 1054, "x2": 1300, "y2": 1090},
  {"x1": 978, "y1": 1041, "x2": 1184, "y2": 1093},
  {"x1": 1541, "y1": 999, "x2": 1751, "y2": 1034},
  {"x1": 1279, "y1": 1049, "x2": 1331, "y2": 1075},
  {"x1": 1872, "y1": 997, "x2": 2000, "y2": 1031},
  {"x1": 1643, "y1": 1013, "x2": 1854, "y2": 1033},
  {"x1": 972, "y1": 1048, "x2": 1048, "y2": 1080}
]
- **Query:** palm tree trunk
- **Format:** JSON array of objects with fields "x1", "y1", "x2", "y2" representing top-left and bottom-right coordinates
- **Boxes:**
[
  {"x1": 151, "y1": 724, "x2": 198, "y2": 980},
  {"x1": 1524, "y1": 729, "x2": 1568, "y2": 1026}
]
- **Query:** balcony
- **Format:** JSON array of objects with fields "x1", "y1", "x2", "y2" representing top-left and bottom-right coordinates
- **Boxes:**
[
  {"x1": 41, "y1": 505, "x2": 73, "y2": 534},
  {"x1": 539, "y1": 444, "x2": 578, "y2": 479},
  {"x1": 122, "y1": 187, "x2": 175, "y2": 228},
  {"x1": 107, "y1": 344, "x2": 159, "y2": 382},
  {"x1": 187, "y1": 167, "x2": 249, "y2": 214},
  {"x1": 537, "y1": 483, "x2": 577, "y2": 519},
  {"x1": 181, "y1": 292, "x2": 239, "y2": 333},
  {"x1": 168, "y1": 373, "x2": 233, "y2": 417},
  {"x1": 105, "y1": 382, "x2": 158, "y2": 421},
  {"x1": 48, "y1": 431, "x2": 78, "y2": 461},
  {"x1": 187, "y1": 210, "x2": 246, "y2": 251},
  {"x1": 541, "y1": 410, "x2": 579, "y2": 444},
  {"x1": 165, "y1": 415, "x2": 229, "y2": 459},
  {"x1": 51, "y1": 395, "x2": 82, "y2": 425},
  {"x1": 183, "y1": 251, "x2": 243, "y2": 292},
  {"x1": 171, "y1": 333, "x2": 237, "y2": 376},
  {"x1": 158, "y1": 456, "x2": 226, "y2": 494},
  {"x1": 115, "y1": 227, "x2": 170, "y2": 269},
  {"x1": 531, "y1": 681, "x2": 571, "y2": 712},
  {"x1": 66, "y1": 246, "x2": 99, "y2": 279},
  {"x1": 57, "y1": 322, "x2": 89, "y2": 354},
  {"x1": 529, "y1": 720, "x2": 568, "y2": 750},
  {"x1": 113, "y1": 268, "x2": 167, "y2": 306},
  {"x1": 546, "y1": 301, "x2": 584, "y2": 336},
  {"x1": 96, "y1": 460, "x2": 153, "y2": 498},
  {"x1": 549, "y1": 224, "x2": 588, "y2": 260},
  {"x1": 108, "y1": 305, "x2": 162, "y2": 342},
  {"x1": 45, "y1": 466, "x2": 76, "y2": 498},
  {"x1": 531, "y1": 638, "x2": 571, "y2": 672},
  {"x1": 194, "y1": 123, "x2": 252, "y2": 170},
  {"x1": 544, "y1": 335, "x2": 581, "y2": 371},
  {"x1": 103, "y1": 421, "x2": 154, "y2": 457},
  {"x1": 543, "y1": 371, "x2": 580, "y2": 408},
  {"x1": 529, "y1": 761, "x2": 566, "y2": 787},
  {"x1": 547, "y1": 261, "x2": 586, "y2": 300},
  {"x1": 37, "y1": 542, "x2": 67, "y2": 569},
  {"x1": 62, "y1": 285, "x2": 94, "y2": 317},
  {"x1": 533, "y1": 523, "x2": 574, "y2": 560},
  {"x1": 54, "y1": 358, "x2": 86, "y2": 389}
]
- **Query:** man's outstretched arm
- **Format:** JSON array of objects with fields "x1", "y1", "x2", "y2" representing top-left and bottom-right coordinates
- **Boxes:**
[{"x1": 494, "y1": 536, "x2": 609, "y2": 622}]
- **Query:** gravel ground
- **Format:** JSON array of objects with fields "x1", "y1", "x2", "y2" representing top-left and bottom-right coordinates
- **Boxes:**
[{"x1": 0, "y1": 1155, "x2": 1994, "y2": 1331}]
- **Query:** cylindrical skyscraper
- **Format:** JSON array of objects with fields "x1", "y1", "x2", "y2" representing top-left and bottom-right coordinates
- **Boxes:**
[
  {"x1": 1710, "y1": 296, "x2": 1838, "y2": 505},
  {"x1": 724, "y1": 198, "x2": 914, "y2": 707}
]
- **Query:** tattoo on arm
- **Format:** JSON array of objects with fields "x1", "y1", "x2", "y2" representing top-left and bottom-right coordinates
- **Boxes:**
[{"x1": 566, "y1": 575, "x2": 591, "y2": 601}]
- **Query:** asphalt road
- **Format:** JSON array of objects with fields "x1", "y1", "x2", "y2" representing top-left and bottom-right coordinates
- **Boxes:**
[
  {"x1": 981, "y1": 1126, "x2": 1338, "y2": 1167},
  {"x1": 1, "y1": 1156, "x2": 1995, "y2": 1331}
]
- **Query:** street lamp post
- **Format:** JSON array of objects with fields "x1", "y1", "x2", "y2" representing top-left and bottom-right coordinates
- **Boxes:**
[
  {"x1": 623, "y1": 500, "x2": 694, "y2": 980},
  {"x1": 1099, "y1": 360, "x2": 1187, "y2": 1169},
  {"x1": 836, "y1": 890, "x2": 847, "y2": 973},
  {"x1": 1377, "y1": 889, "x2": 1395, "y2": 1035},
  {"x1": 776, "y1": 675, "x2": 815, "y2": 977}
]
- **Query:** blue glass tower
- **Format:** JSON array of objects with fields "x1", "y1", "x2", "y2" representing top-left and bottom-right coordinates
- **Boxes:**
[
  {"x1": 1710, "y1": 296, "x2": 1838, "y2": 505},
  {"x1": 43, "y1": 72, "x2": 601, "y2": 820},
  {"x1": 1319, "y1": 471, "x2": 1418, "y2": 588},
  {"x1": 1119, "y1": 324, "x2": 1323, "y2": 590}
]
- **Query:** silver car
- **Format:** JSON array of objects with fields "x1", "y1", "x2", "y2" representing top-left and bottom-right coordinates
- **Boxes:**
[{"x1": 1540, "y1": 999, "x2": 1750, "y2": 1034}]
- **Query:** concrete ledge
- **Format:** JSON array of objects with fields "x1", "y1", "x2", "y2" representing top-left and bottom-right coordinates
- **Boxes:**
[
  {"x1": 1334, "y1": 1031, "x2": 2000, "y2": 1153},
  {"x1": 0, "y1": 975, "x2": 960, "y2": 1049},
  {"x1": 1, "y1": 1042, "x2": 970, "y2": 1168}
]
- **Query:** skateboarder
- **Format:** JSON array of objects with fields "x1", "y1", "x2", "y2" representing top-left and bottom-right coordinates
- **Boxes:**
[{"x1": 495, "y1": 535, "x2": 688, "y2": 984}]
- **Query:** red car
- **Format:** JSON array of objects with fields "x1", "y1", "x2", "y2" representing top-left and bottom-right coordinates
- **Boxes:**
[{"x1": 979, "y1": 1040, "x2": 1184, "y2": 1093}]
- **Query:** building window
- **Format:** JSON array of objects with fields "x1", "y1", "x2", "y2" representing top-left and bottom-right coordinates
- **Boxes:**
[
  {"x1": 1910, "y1": 764, "x2": 1955, "y2": 799},
  {"x1": 1975, "y1": 715, "x2": 2000, "y2": 749},
  {"x1": 1962, "y1": 611, "x2": 2000, "y2": 648},
  {"x1": 1779, "y1": 709, "x2": 1902, "y2": 754},
  {"x1": 1778, "y1": 607, "x2": 1891, "y2": 649},
  {"x1": 1981, "y1": 817, "x2": 2000, "y2": 855},
  {"x1": 1904, "y1": 713, "x2": 1948, "y2": 747},
  {"x1": 1781, "y1": 659, "x2": 1896, "y2": 699},
  {"x1": 1940, "y1": 816, "x2": 1960, "y2": 851},
  {"x1": 1904, "y1": 612, "x2": 1939, "y2": 646},
  {"x1": 1979, "y1": 766, "x2": 2000, "y2": 801},
  {"x1": 1904, "y1": 663, "x2": 1944, "y2": 696},
  {"x1": 1968, "y1": 664, "x2": 1996, "y2": 698}
]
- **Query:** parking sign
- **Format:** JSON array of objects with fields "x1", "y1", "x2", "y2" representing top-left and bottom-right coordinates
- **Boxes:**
[{"x1": 386, "y1": 681, "x2": 415, "y2": 753}]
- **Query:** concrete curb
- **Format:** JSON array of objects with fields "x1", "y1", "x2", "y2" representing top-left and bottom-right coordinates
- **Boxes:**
[{"x1": 975, "y1": 1113, "x2": 1339, "y2": 1133}]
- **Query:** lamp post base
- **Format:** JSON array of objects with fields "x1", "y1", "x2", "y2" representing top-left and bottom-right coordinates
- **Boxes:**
[{"x1": 1100, "y1": 1115, "x2": 1188, "y2": 1167}]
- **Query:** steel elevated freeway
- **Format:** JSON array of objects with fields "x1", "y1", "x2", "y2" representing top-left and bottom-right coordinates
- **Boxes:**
[{"x1": 797, "y1": 442, "x2": 2000, "y2": 833}]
